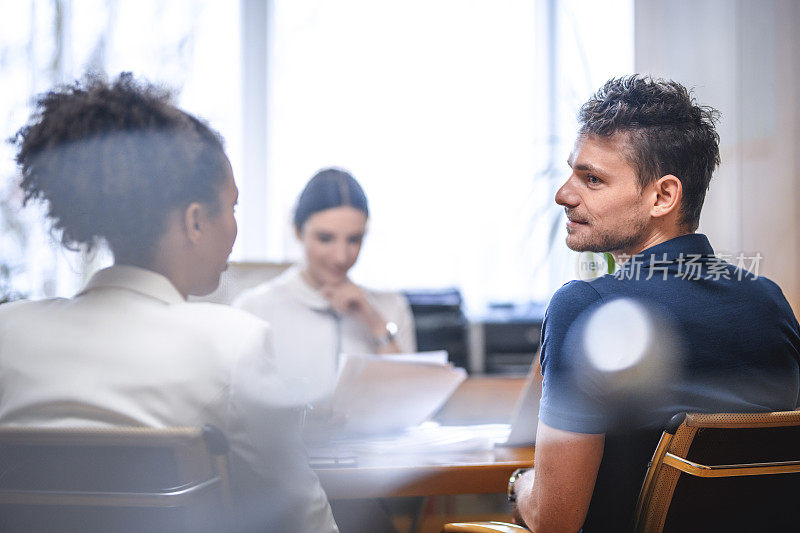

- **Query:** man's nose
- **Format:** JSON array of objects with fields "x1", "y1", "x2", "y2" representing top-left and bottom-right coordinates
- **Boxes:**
[{"x1": 555, "y1": 176, "x2": 579, "y2": 208}]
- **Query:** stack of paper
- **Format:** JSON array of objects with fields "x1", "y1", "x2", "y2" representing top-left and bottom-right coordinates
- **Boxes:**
[
  {"x1": 330, "y1": 351, "x2": 467, "y2": 436},
  {"x1": 308, "y1": 422, "x2": 512, "y2": 463}
]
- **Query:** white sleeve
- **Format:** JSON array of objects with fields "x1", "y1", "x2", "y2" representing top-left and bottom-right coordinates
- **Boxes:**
[{"x1": 224, "y1": 321, "x2": 338, "y2": 533}]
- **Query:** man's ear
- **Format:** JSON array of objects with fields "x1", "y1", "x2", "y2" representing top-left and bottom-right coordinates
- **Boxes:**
[
  {"x1": 651, "y1": 174, "x2": 682, "y2": 219},
  {"x1": 183, "y1": 202, "x2": 204, "y2": 244}
]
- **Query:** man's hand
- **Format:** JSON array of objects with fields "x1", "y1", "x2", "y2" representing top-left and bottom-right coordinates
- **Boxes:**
[
  {"x1": 516, "y1": 422, "x2": 604, "y2": 532},
  {"x1": 512, "y1": 470, "x2": 535, "y2": 528}
]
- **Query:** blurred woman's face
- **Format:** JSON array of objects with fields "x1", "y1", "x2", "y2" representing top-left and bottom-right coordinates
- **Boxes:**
[{"x1": 298, "y1": 206, "x2": 367, "y2": 288}]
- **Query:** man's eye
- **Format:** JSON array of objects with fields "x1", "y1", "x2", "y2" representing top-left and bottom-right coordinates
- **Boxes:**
[
  {"x1": 587, "y1": 175, "x2": 601, "y2": 185},
  {"x1": 316, "y1": 234, "x2": 333, "y2": 243}
]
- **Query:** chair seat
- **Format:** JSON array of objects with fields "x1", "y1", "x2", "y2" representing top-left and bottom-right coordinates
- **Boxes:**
[{"x1": 0, "y1": 425, "x2": 231, "y2": 533}]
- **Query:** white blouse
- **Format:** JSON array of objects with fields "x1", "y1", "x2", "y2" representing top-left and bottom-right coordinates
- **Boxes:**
[{"x1": 232, "y1": 266, "x2": 417, "y2": 403}]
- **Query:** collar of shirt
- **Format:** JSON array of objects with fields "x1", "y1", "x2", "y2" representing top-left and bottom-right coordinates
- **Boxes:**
[
  {"x1": 616, "y1": 233, "x2": 716, "y2": 272},
  {"x1": 280, "y1": 265, "x2": 332, "y2": 312},
  {"x1": 76, "y1": 265, "x2": 185, "y2": 304}
]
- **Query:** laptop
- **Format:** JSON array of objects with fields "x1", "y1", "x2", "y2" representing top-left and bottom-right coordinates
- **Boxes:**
[{"x1": 500, "y1": 361, "x2": 542, "y2": 447}]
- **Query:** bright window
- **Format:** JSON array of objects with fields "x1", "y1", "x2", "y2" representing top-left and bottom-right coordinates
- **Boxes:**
[
  {"x1": 249, "y1": 0, "x2": 633, "y2": 310},
  {"x1": 0, "y1": 0, "x2": 633, "y2": 309},
  {"x1": 0, "y1": 0, "x2": 241, "y2": 298}
]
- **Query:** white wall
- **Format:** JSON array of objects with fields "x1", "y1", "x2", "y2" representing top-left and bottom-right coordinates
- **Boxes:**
[{"x1": 635, "y1": 0, "x2": 800, "y2": 314}]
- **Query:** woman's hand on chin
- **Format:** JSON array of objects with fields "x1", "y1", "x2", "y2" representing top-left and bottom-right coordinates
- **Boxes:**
[
  {"x1": 320, "y1": 280, "x2": 385, "y2": 335},
  {"x1": 321, "y1": 280, "x2": 403, "y2": 354}
]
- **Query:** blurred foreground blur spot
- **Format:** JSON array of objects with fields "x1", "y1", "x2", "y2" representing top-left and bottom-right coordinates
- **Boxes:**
[
  {"x1": 584, "y1": 298, "x2": 652, "y2": 374},
  {"x1": 568, "y1": 298, "x2": 683, "y2": 429}
]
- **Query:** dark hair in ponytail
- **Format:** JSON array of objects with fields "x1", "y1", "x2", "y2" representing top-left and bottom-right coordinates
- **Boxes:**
[{"x1": 293, "y1": 168, "x2": 369, "y2": 231}]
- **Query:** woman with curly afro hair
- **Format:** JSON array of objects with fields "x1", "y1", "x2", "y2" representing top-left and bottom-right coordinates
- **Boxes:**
[{"x1": 0, "y1": 73, "x2": 338, "y2": 533}]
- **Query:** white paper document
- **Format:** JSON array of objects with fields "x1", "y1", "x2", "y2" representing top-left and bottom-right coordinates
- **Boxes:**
[
  {"x1": 331, "y1": 351, "x2": 467, "y2": 436},
  {"x1": 369, "y1": 351, "x2": 450, "y2": 366},
  {"x1": 308, "y1": 422, "x2": 512, "y2": 462}
]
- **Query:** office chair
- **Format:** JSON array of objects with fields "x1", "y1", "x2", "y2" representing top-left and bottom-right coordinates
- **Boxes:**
[
  {"x1": 0, "y1": 425, "x2": 231, "y2": 533},
  {"x1": 444, "y1": 410, "x2": 800, "y2": 533},
  {"x1": 633, "y1": 410, "x2": 800, "y2": 532}
]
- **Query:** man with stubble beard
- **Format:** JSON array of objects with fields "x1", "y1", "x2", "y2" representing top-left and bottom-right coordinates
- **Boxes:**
[{"x1": 509, "y1": 76, "x2": 800, "y2": 532}]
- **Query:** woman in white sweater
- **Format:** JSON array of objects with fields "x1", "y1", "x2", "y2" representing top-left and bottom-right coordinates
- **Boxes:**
[{"x1": 234, "y1": 168, "x2": 416, "y2": 404}]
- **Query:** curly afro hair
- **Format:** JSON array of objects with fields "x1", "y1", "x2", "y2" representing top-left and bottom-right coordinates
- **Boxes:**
[
  {"x1": 11, "y1": 72, "x2": 229, "y2": 260},
  {"x1": 578, "y1": 75, "x2": 721, "y2": 232}
]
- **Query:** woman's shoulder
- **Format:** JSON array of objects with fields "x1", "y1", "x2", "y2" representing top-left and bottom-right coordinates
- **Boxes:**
[
  {"x1": 233, "y1": 268, "x2": 297, "y2": 303},
  {"x1": 363, "y1": 285, "x2": 404, "y2": 300},
  {"x1": 167, "y1": 302, "x2": 275, "y2": 362},
  {"x1": 0, "y1": 297, "x2": 70, "y2": 323},
  {"x1": 182, "y1": 299, "x2": 269, "y2": 324},
  {"x1": 362, "y1": 286, "x2": 410, "y2": 313},
  {"x1": 231, "y1": 266, "x2": 316, "y2": 315}
]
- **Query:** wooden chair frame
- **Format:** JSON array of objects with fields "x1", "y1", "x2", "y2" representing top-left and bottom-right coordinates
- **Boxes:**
[
  {"x1": 633, "y1": 410, "x2": 800, "y2": 532},
  {"x1": 442, "y1": 521, "x2": 529, "y2": 532},
  {"x1": 443, "y1": 411, "x2": 800, "y2": 533}
]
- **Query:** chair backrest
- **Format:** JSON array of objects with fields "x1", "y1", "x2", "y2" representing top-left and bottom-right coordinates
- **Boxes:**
[
  {"x1": 0, "y1": 425, "x2": 231, "y2": 533},
  {"x1": 633, "y1": 411, "x2": 800, "y2": 533}
]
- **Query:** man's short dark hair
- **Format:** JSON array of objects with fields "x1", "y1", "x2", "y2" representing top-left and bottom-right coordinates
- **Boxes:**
[{"x1": 578, "y1": 75, "x2": 720, "y2": 231}]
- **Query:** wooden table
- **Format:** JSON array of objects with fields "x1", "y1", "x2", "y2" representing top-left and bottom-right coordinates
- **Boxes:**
[
  {"x1": 313, "y1": 375, "x2": 533, "y2": 499},
  {"x1": 315, "y1": 445, "x2": 534, "y2": 499}
]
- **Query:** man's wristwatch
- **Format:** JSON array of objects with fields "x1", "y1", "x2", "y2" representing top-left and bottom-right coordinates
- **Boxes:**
[
  {"x1": 507, "y1": 467, "x2": 533, "y2": 502},
  {"x1": 375, "y1": 321, "x2": 399, "y2": 347}
]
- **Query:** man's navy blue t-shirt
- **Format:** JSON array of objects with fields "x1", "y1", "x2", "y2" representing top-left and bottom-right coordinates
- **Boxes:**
[{"x1": 538, "y1": 233, "x2": 800, "y2": 531}]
